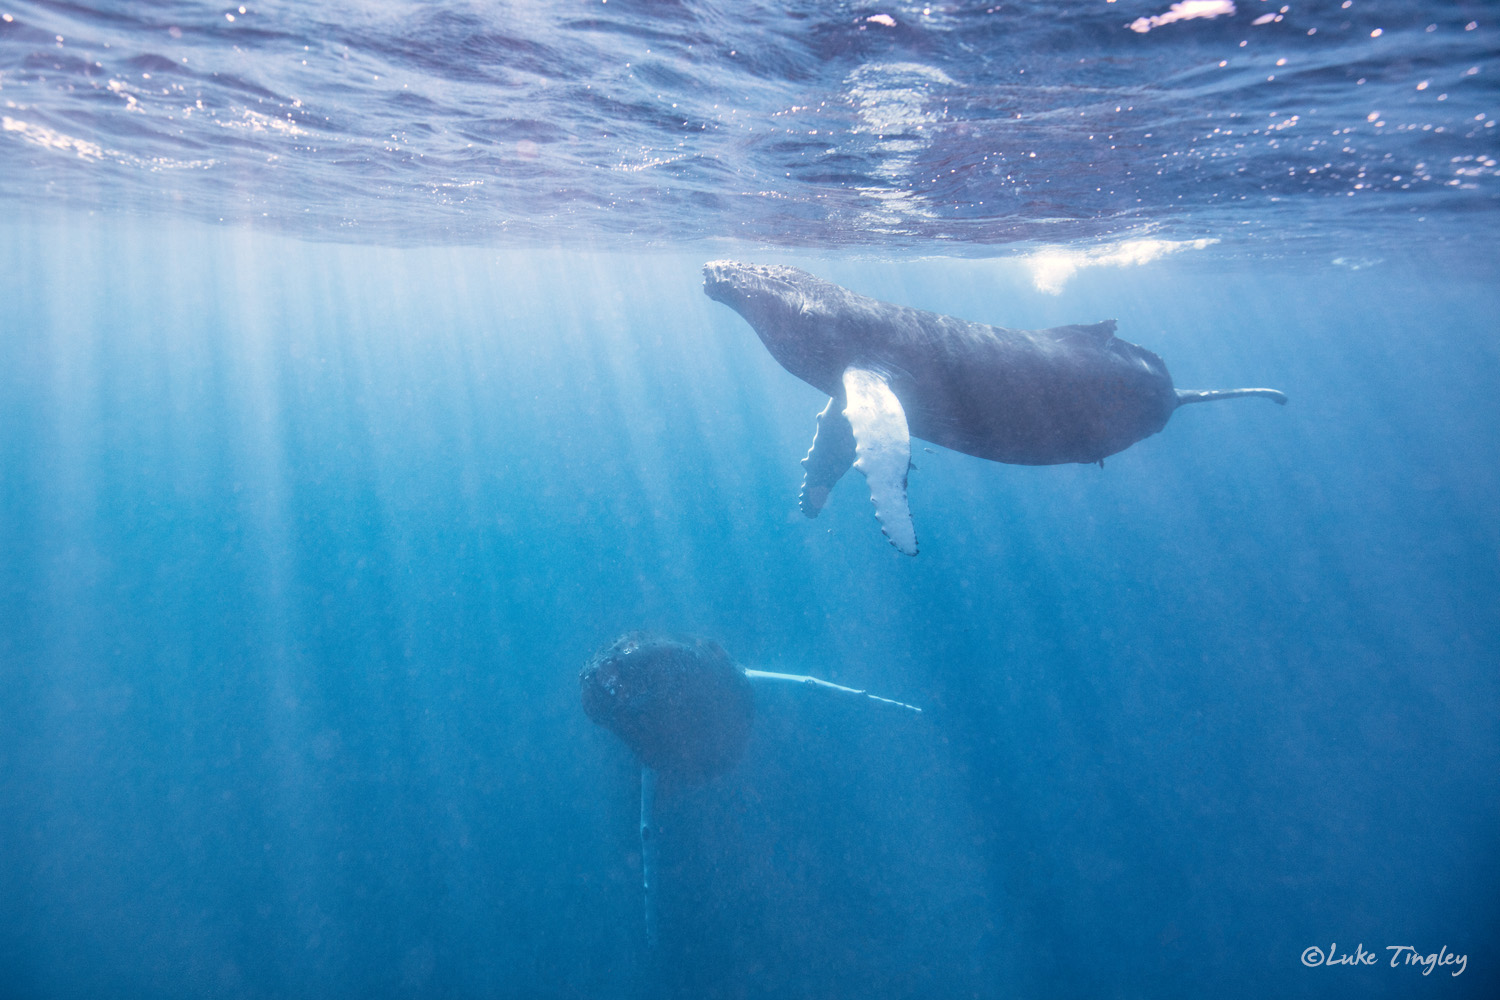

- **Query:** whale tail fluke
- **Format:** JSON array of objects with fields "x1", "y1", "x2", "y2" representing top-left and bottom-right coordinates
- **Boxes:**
[{"x1": 1175, "y1": 387, "x2": 1288, "y2": 407}]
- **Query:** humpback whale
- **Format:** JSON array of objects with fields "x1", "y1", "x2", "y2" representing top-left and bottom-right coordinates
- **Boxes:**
[
  {"x1": 703, "y1": 261, "x2": 1286, "y2": 555},
  {"x1": 581, "y1": 632, "x2": 920, "y2": 947}
]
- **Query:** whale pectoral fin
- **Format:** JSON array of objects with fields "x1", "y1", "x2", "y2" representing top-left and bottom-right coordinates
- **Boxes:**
[
  {"x1": 842, "y1": 367, "x2": 918, "y2": 556},
  {"x1": 800, "y1": 396, "x2": 857, "y2": 518},
  {"x1": 1175, "y1": 387, "x2": 1289, "y2": 406}
]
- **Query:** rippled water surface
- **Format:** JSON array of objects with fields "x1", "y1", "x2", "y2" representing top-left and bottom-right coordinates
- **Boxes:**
[{"x1": 1, "y1": 0, "x2": 1495, "y2": 251}]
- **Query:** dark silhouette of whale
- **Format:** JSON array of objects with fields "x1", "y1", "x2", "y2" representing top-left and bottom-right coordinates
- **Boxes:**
[
  {"x1": 581, "y1": 631, "x2": 919, "y2": 947},
  {"x1": 703, "y1": 261, "x2": 1286, "y2": 555}
]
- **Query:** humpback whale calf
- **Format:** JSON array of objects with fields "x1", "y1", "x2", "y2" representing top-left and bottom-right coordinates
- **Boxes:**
[{"x1": 703, "y1": 261, "x2": 1286, "y2": 555}]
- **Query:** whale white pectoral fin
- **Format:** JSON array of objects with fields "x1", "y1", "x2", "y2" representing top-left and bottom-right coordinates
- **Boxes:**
[
  {"x1": 800, "y1": 396, "x2": 857, "y2": 518},
  {"x1": 842, "y1": 367, "x2": 918, "y2": 556}
]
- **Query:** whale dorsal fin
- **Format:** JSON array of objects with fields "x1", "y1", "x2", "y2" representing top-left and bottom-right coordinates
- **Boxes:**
[
  {"x1": 842, "y1": 367, "x2": 918, "y2": 556},
  {"x1": 1047, "y1": 319, "x2": 1117, "y2": 344},
  {"x1": 800, "y1": 395, "x2": 857, "y2": 517}
]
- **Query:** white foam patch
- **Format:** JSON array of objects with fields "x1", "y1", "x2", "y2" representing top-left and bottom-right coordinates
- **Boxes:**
[
  {"x1": 2, "y1": 115, "x2": 216, "y2": 170},
  {"x1": 221, "y1": 109, "x2": 308, "y2": 136},
  {"x1": 1024, "y1": 238, "x2": 1218, "y2": 294},
  {"x1": 1128, "y1": 1, "x2": 1235, "y2": 34},
  {"x1": 3, "y1": 116, "x2": 105, "y2": 160}
]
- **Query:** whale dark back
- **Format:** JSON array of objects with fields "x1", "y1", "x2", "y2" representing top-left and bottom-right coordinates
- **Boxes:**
[{"x1": 704, "y1": 261, "x2": 1178, "y2": 465}]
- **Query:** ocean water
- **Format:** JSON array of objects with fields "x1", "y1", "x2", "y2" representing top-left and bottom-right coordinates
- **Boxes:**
[{"x1": 1, "y1": 3, "x2": 1497, "y2": 999}]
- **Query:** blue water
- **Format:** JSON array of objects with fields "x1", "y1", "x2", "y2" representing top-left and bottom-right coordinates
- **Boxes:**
[{"x1": 2, "y1": 3, "x2": 1497, "y2": 999}]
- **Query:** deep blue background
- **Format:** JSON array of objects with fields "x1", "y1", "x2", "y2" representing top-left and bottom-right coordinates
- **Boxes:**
[{"x1": 0, "y1": 218, "x2": 1496, "y2": 998}]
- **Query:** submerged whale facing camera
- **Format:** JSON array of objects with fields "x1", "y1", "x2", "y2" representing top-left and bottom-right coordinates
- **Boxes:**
[{"x1": 581, "y1": 632, "x2": 919, "y2": 947}]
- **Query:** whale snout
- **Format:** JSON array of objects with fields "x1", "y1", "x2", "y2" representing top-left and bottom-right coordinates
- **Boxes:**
[
  {"x1": 704, "y1": 261, "x2": 798, "y2": 321},
  {"x1": 702, "y1": 260, "x2": 816, "y2": 307},
  {"x1": 702, "y1": 260, "x2": 741, "y2": 304}
]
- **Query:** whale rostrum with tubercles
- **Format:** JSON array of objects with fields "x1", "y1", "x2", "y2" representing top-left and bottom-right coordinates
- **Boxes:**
[{"x1": 703, "y1": 261, "x2": 1287, "y2": 555}]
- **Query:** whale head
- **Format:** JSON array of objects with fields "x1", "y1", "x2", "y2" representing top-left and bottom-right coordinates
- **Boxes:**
[
  {"x1": 703, "y1": 261, "x2": 848, "y2": 392},
  {"x1": 703, "y1": 260, "x2": 827, "y2": 327}
]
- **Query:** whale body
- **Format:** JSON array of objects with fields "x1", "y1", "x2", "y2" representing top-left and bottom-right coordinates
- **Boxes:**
[{"x1": 703, "y1": 261, "x2": 1286, "y2": 554}]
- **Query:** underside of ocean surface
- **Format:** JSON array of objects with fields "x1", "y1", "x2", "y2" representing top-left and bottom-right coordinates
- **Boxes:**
[{"x1": 1, "y1": 3, "x2": 1496, "y2": 999}]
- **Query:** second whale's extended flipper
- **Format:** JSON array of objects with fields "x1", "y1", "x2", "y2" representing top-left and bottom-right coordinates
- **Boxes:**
[
  {"x1": 1175, "y1": 387, "x2": 1288, "y2": 406},
  {"x1": 843, "y1": 367, "x2": 917, "y2": 556},
  {"x1": 639, "y1": 766, "x2": 659, "y2": 949},
  {"x1": 800, "y1": 395, "x2": 856, "y2": 517},
  {"x1": 744, "y1": 669, "x2": 922, "y2": 713}
]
